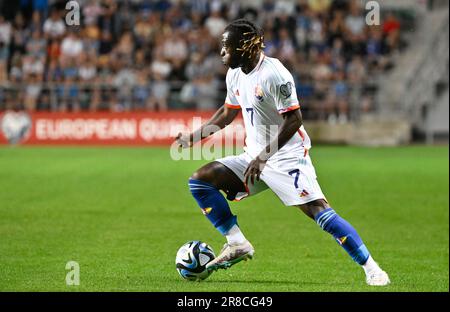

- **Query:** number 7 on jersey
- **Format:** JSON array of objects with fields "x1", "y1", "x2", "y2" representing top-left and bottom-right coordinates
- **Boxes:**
[{"x1": 246, "y1": 108, "x2": 254, "y2": 126}]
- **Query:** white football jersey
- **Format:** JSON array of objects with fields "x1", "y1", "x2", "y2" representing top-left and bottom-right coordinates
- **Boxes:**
[{"x1": 225, "y1": 53, "x2": 311, "y2": 160}]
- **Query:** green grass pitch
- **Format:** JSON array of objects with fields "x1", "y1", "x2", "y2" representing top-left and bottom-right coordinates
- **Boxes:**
[{"x1": 0, "y1": 145, "x2": 448, "y2": 292}]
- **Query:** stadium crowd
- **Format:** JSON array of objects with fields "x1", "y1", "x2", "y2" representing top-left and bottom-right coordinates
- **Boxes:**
[{"x1": 0, "y1": 0, "x2": 404, "y2": 122}]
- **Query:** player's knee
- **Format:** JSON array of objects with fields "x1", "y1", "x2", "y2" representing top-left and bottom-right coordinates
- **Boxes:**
[
  {"x1": 297, "y1": 204, "x2": 316, "y2": 219},
  {"x1": 189, "y1": 170, "x2": 201, "y2": 181},
  {"x1": 189, "y1": 166, "x2": 218, "y2": 188},
  {"x1": 298, "y1": 199, "x2": 329, "y2": 219}
]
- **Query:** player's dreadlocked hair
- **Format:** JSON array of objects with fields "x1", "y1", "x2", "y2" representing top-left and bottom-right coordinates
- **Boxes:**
[{"x1": 224, "y1": 19, "x2": 265, "y2": 59}]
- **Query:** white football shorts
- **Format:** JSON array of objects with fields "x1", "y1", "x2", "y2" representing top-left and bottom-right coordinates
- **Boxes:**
[{"x1": 216, "y1": 151, "x2": 326, "y2": 206}]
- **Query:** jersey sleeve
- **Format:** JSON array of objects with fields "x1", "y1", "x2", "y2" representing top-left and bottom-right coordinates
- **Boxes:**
[
  {"x1": 266, "y1": 61, "x2": 300, "y2": 114},
  {"x1": 224, "y1": 69, "x2": 241, "y2": 109}
]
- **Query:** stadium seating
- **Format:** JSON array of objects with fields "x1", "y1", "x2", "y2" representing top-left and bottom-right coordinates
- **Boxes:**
[{"x1": 0, "y1": 0, "x2": 414, "y2": 124}]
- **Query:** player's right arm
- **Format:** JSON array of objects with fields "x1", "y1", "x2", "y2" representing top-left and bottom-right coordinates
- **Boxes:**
[{"x1": 175, "y1": 104, "x2": 240, "y2": 148}]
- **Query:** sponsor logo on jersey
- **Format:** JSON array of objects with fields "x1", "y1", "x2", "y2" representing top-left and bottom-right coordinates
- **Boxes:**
[
  {"x1": 235, "y1": 89, "x2": 240, "y2": 96},
  {"x1": 254, "y1": 85, "x2": 264, "y2": 101}
]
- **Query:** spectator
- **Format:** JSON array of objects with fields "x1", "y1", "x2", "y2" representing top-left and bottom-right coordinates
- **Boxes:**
[
  {"x1": 274, "y1": 0, "x2": 296, "y2": 16},
  {"x1": 294, "y1": 6, "x2": 311, "y2": 50},
  {"x1": 0, "y1": 15, "x2": 12, "y2": 46},
  {"x1": 45, "y1": 58, "x2": 63, "y2": 82},
  {"x1": 33, "y1": 0, "x2": 49, "y2": 19},
  {"x1": 98, "y1": 30, "x2": 114, "y2": 56},
  {"x1": 328, "y1": 10, "x2": 347, "y2": 45},
  {"x1": 148, "y1": 72, "x2": 169, "y2": 111},
  {"x1": 29, "y1": 10, "x2": 42, "y2": 33},
  {"x1": 188, "y1": 0, "x2": 210, "y2": 16},
  {"x1": 185, "y1": 52, "x2": 209, "y2": 80},
  {"x1": 10, "y1": 13, "x2": 29, "y2": 56},
  {"x1": 26, "y1": 30, "x2": 47, "y2": 59},
  {"x1": 383, "y1": 12, "x2": 401, "y2": 52},
  {"x1": 0, "y1": 45, "x2": 8, "y2": 83},
  {"x1": 263, "y1": 29, "x2": 279, "y2": 57},
  {"x1": 164, "y1": 2, "x2": 192, "y2": 32},
  {"x1": 97, "y1": 0, "x2": 118, "y2": 38},
  {"x1": 61, "y1": 30, "x2": 84, "y2": 60},
  {"x1": 61, "y1": 58, "x2": 78, "y2": 81},
  {"x1": 9, "y1": 53, "x2": 24, "y2": 83},
  {"x1": 114, "y1": 31, "x2": 135, "y2": 60},
  {"x1": 180, "y1": 75, "x2": 219, "y2": 111},
  {"x1": 83, "y1": 0, "x2": 103, "y2": 26},
  {"x1": 149, "y1": 50, "x2": 171, "y2": 111},
  {"x1": 22, "y1": 54, "x2": 45, "y2": 80},
  {"x1": 327, "y1": 70, "x2": 349, "y2": 124},
  {"x1": 36, "y1": 90, "x2": 51, "y2": 111},
  {"x1": 82, "y1": 26, "x2": 101, "y2": 56},
  {"x1": 24, "y1": 73, "x2": 42, "y2": 110},
  {"x1": 347, "y1": 56, "x2": 372, "y2": 113},
  {"x1": 366, "y1": 27, "x2": 385, "y2": 60},
  {"x1": 47, "y1": 37, "x2": 61, "y2": 62},
  {"x1": 312, "y1": 52, "x2": 332, "y2": 91},
  {"x1": 278, "y1": 28, "x2": 296, "y2": 63},
  {"x1": 347, "y1": 55, "x2": 367, "y2": 83},
  {"x1": 132, "y1": 69, "x2": 151, "y2": 110},
  {"x1": 63, "y1": 75, "x2": 80, "y2": 112},
  {"x1": 133, "y1": 11, "x2": 154, "y2": 47},
  {"x1": 383, "y1": 12, "x2": 401, "y2": 35},
  {"x1": 308, "y1": 11, "x2": 326, "y2": 50},
  {"x1": 345, "y1": 1, "x2": 365, "y2": 41},
  {"x1": 205, "y1": 4, "x2": 227, "y2": 37},
  {"x1": 162, "y1": 30, "x2": 188, "y2": 64},
  {"x1": 0, "y1": 15, "x2": 11, "y2": 83},
  {"x1": 79, "y1": 56, "x2": 97, "y2": 83},
  {"x1": 133, "y1": 49, "x2": 147, "y2": 69},
  {"x1": 43, "y1": 9, "x2": 65, "y2": 39},
  {"x1": 113, "y1": 62, "x2": 137, "y2": 111},
  {"x1": 151, "y1": 49, "x2": 172, "y2": 79},
  {"x1": 308, "y1": 0, "x2": 332, "y2": 14}
]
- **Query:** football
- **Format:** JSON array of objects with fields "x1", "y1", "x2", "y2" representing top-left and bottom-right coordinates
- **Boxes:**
[{"x1": 175, "y1": 241, "x2": 215, "y2": 281}]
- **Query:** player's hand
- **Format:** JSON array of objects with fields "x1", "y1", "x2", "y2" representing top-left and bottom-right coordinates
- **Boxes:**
[
  {"x1": 244, "y1": 156, "x2": 267, "y2": 186},
  {"x1": 175, "y1": 132, "x2": 193, "y2": 148}
]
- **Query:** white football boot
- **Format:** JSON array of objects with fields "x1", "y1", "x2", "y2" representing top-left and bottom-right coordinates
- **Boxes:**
[
  {"x1": 366, "y1": 270, "x2": 391, "y2": 286},
  {"x1": 206, "y1": 240, "x2": 254, "y2": 271}
]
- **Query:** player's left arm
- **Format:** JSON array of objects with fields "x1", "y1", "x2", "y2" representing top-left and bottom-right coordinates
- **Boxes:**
[{"x1": 244, "y1": 108, "x2": 302, "y2": 185}]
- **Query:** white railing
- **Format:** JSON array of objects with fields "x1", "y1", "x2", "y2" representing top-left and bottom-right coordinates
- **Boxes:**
[{"x1": 0, "y1": 79, "x2": 377, "y2": 121}]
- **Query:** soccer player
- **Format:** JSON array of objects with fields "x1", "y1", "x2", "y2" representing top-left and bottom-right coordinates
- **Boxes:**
[{"x1": 176, "y1": 19, "x2": 390, "y2": 286}]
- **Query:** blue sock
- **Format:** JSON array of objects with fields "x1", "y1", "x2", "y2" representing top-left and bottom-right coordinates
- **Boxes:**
[
  {"x1": 188, "y1": 179, "x2": 237, "y2": 235},
  {"x1": 315, "y1": 208, "x2": 370, "y2": 265}
]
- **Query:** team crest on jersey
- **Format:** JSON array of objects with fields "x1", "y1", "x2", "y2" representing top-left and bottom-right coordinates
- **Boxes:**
[{"x1": 254, "y1": 85, "x2": 264, "y2": 101}]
